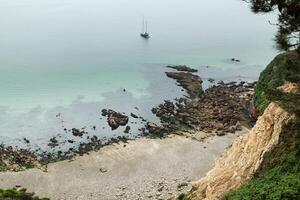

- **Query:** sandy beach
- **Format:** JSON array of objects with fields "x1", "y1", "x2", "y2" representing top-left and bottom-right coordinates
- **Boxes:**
[{"x1": 0, "y1": 130, "x2": 247, "y2": 200}]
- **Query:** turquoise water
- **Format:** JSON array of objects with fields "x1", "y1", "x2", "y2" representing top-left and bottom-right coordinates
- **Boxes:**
[{"x1": 0, "y1": 0, "x2": 277, "y2": 150}]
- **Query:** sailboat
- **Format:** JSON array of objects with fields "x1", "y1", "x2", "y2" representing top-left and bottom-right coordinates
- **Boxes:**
[{"x1": 140, "y1": 18, "x2": 150, "y2": 39}]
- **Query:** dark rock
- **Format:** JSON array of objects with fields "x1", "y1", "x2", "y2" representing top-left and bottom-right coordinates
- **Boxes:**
[
  {"x1": 124, "y1": 126, "x2": 131, "y2": 133},
  {"x1": 177, "y1": 182, "x2": 188, "y2": 189},
  {"x1": 101, "y1": 109, "x2": 108, "y2": 116},
  {"x1": 72, "y1": 128, "x2": 85, "y2": 137},
  {"x1": 50, "y1": 137, "x2": 58, "y2": 144},
  {"x1": 165, "y1": 71, "x2": 203, "y2": 99},
  {"x1": 130, "y1": 113, "x2": 139, "y2": 118},
  {"x1": 166, "y1": 65, "x2": 198, "y2": 73},
  {"x1": 231, "y1": 58, "x2": 241, "y2": 63},
  {"x1": 23, "y1": 138, "x2": 30, "y2": 144},
  {"x1": 91, "y1": 135, "x2": 98, "y2": 143},
  {"x1": 48, "y1": 137, "x2": 59, "y2": 148},
  {"x1": 100, "y1": 168, "x2": 108, "y2": 173},
  {"x1": 208, "y1": 78, "x2": 215, "y2": 83},
  {"x1": 101, "y1": 109, "x2": 129, "y2": 130}
]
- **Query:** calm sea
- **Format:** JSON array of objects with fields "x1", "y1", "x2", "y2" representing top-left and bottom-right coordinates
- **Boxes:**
[{"x1": 0, "y1": 0, "x2": 277, "y2": 151}]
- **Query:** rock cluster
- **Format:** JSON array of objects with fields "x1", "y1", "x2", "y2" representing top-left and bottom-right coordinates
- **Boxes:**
[
  {"x1": 145, "y1": 122, "x2": 168, "y2": 138},
  {"x1": 0, "y1": 145, "x2": 45, "y2": 172},
  {"x1": 101, "y1": 109, "x2": 129, "y2": 130},
  {"x1": 150, "y1": 67, "x2": 256, "y2": 136}
]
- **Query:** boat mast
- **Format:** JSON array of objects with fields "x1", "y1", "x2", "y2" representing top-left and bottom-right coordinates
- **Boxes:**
[
  {"x1": 145, "y1": 20, "x2": 148, "y2": 33},
  {"x1": 142, "y1": 17, "x2": 145, "y2": 33}
]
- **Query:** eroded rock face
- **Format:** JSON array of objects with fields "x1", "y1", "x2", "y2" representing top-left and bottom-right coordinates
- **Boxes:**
[{"x1": 187, "y1": 102, "x2": 295, "y2": 200}]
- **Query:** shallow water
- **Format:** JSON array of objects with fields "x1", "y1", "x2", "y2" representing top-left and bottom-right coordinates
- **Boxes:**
[{"x1": 0, "y1": 0, "x2": 277, "y2": 151}]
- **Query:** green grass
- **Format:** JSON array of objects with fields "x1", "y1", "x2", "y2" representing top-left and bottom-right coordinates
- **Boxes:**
[{"x1": 0, "y1": 188, "x2": 49, "y2": 200}]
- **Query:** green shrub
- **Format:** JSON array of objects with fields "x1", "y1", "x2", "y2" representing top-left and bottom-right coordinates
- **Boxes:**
[{"x1": 254, "y1": 51, "x2": 300, "y2": 115}]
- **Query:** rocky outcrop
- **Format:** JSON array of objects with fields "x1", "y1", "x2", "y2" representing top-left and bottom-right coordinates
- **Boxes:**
[
  {"x1": 165, "y1": 72, "x2": 203, "y2": 99},
  {"x1": 152, "y1": 82, "x2": 254, "y2": 135}
]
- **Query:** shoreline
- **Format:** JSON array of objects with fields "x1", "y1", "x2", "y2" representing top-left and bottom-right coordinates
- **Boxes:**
[
  {"x1": 0, "y1": 129, "x2": 248, "y2": 200},
  {"x1": 0, "y1": 65, "x2": 256, "y2": 172}
]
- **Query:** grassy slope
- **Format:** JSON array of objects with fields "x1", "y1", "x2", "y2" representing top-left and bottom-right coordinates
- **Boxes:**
[{"x1": 224, "y1": 51, "x2": 300, "y2": 200}]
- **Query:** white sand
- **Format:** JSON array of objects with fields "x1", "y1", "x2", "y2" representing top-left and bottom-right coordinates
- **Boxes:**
[{"x1": 0, "y1": 133, "x2": 245, "y2": 200}]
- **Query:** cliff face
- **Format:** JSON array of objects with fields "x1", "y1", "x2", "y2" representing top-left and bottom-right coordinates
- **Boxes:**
[
  {"x1": 187, "y1": 51, "x2": 300, "y2": 200},
  {"x1": 188, "y1": 102, "x2": 296, "y2": 200}
]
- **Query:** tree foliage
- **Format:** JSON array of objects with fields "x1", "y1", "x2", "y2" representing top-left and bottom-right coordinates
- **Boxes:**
[{"x1": 243, "y1": 0, "x2": 300, "y2": 52}]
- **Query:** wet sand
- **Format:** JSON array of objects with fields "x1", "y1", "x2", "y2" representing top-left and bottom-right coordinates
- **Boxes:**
[{"x1": 0, "y1": 131, "x2": 247, "y2": 200}]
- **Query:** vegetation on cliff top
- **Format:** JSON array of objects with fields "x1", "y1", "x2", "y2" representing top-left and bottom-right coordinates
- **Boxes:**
[{"x1": 254, "y1": 50, "x2": 300, "y2": 115}]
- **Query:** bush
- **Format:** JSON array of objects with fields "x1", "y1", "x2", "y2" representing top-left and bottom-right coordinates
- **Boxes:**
[{"x1": 254, "y1": 51, "x2": 300, "y2": 115}]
